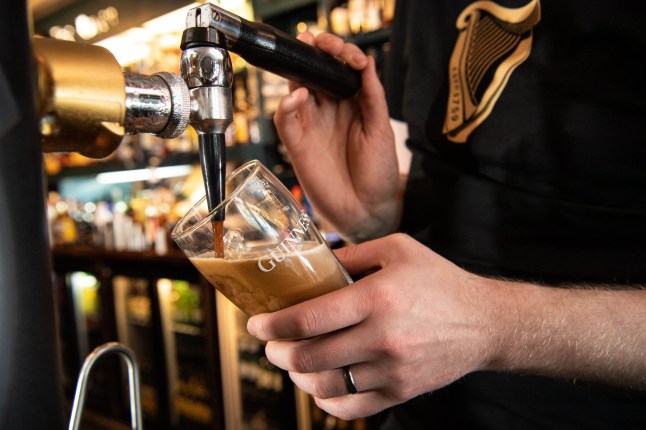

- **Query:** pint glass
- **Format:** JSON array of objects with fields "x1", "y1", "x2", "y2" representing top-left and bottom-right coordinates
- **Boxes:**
[{"x1": 172, "y1": 160, "x2": 351, "y2": 315}]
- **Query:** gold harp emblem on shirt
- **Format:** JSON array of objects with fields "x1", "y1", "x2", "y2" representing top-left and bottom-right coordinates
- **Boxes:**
[{"x1": 443, "y1": 0, "x2": 541, "y2": 143}]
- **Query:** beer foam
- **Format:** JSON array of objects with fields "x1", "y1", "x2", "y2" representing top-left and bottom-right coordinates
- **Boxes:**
[{"x1": 191, "y1": 241, "x2": 348, "y2": 315}]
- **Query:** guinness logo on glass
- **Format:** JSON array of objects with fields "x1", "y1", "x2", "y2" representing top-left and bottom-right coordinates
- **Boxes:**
[{"x1": 443, "y1": 0, "x2": 541, "y2": 143}]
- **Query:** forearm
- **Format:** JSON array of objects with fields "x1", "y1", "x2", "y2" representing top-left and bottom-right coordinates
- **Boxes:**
[{"x1": 485, "y1": 277, "x2": 646, "y2": 389}]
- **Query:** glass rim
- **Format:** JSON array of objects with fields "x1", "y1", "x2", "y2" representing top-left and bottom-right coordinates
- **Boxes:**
[{"x1": 170, "y1": 159, "x2": 263, "y2": 240}]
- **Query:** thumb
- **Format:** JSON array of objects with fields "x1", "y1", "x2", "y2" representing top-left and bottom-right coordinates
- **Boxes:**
[
  {"x1": 334, "y1": 236, "x2": 391, "y2": 275},
  {"x1": 273, "y1": 87, "x2": 309, "y2": 144},
  {"x1": 358, "y1": 56, "x2": 390, "y2": 131}
]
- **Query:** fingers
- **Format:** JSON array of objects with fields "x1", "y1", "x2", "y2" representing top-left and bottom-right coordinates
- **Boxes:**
[
  {"x1": 288, "y1": 361, "x2": 407, "y2": 421},
  {"x1": 314, "y1": 33, "x2": 368, "y2": 70},
  {"x1": 305, "y1": 35, "x2": 387, "y2": 129},
  {"x1": 247, "y1": 282, "x2": 367, "y2": 341},
  {"x1": 297, "y1": 31, "x2": 316, "y2": 46},
  {"x1": 286, "y1": 31, "x2": 378, "y2": 117},
  {"x1": 314, "y1": 392, "x2": 399, "y2": 421},
  {"x1": 357, "y1": 56, "x2": 391, "y2": 129},
  {"x1": 248, "y1": 236, "x2": 409, "y2": 342},
  {"x1": 290, "y1": 32, "x2": 368, "y2": 99},
  {"x1": 263, "y1": 320, "x2": 378, "y2": 373},
  {"x1": 273, "y1": 86, "x2": 310, "y2": 144},
  {"x1": 277, "y1": 86, "x2": 310, "y2": 113},
  {"x1": 300, "y1": 32, "x2": 368, "y2": 70},
  {"x1": 333, "y1": 235, "x2": 397, "y2": 274},
  {"x1": 288, "y1": 362, "x2": 379, "y2": 400}
]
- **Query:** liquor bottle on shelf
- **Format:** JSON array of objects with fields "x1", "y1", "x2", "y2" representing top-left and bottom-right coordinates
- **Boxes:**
[{"x1": 47, "y1": 182, "x2": 179, "y2": 254}]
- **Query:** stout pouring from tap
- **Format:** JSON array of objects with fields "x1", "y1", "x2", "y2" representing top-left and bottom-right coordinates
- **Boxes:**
[{"x1": 179, "y1": 3, "x2": 361, "y2": 256}]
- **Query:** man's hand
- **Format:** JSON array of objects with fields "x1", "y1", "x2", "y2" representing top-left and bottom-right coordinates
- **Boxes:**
[
  {"x1": 247, "y1": 234, "x2": 501, "y2": 419},
  {"x1": 274, "y1": 32, "x2": 401, "y2": 242},
  {"x1": 247, "y1": 234, "x2": 646, "y2": 420}
]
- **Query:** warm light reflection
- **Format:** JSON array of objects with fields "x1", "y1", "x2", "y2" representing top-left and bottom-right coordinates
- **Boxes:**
[
  {"x1": 96, "y1": 165, "x2": 194, "y2": 184},
  {"x1": 95, "y1": 1, "x2": 254, "y2": 66},
  {"x1": 75, "y1": 14, "x2": 98, "y2": 40},
  {"x1": 50, "y1": 6, "x2": 119, "y2": 41},
  {"x1": 96, "y1": 27, "x2": 153, "y2": 65}
]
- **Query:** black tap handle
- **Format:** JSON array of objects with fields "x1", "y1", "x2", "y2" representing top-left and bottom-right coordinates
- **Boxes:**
[
  {"x1": 185, "y1": 4, "x2": 360, "y2": 98},
  {"x1": 231, "y1": 19, "x2": 361, "y2": 99}
]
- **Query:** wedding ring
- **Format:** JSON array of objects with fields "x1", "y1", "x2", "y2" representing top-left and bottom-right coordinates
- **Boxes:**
[{"x1": 343, "y1": 365, "x2": 358, "y2": 394}]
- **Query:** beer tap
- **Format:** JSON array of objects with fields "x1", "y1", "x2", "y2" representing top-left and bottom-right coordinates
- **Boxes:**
[
  {"x1": 180, "y1": 6, "x2": 233, "y2": 219},
  {"x1": 34, "y1": 37, "x2": 191, "y2": 158},
  {"x1": 8, "y1": 6, "x2": 361, "y2": 428},
  {"x1": 178, "y1": 3, "x2": 361, "y2": 218},
  {"x1": 35, "y1": 3, "x2": 360, "y2": 205},
  {"x1": 187, "y1": 3, "x2": 361, "y2": 99}
]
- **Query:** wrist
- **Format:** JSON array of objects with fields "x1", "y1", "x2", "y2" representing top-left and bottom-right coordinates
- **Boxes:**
[
  {"x1": 342, "y1": 179, "x2": 405, "y2": 243},
  {"x1": 473, "y1": 275, "x2": 536, "y2": 373},
  {"x1": 342, "y1": 202, "x2": 401, "y2": 243}
]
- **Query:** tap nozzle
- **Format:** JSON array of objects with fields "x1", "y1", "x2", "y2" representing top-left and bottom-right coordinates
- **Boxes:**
[{"x1": 180, "y1": 8, "x2": 234, "y2": 216}]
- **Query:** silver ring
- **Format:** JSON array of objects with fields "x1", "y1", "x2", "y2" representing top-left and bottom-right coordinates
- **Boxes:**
[{"x1": 343, "y1": 365, "x2": 358, "y2": 394}]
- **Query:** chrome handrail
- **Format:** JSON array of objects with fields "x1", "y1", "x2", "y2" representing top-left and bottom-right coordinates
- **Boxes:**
[{"x1": 68, "y1": 342, "x2": 143, "y2": 430}]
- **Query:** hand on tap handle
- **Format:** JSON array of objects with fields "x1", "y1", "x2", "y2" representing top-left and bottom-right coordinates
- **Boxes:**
[
  {"x1": 180, "y1": 3, "x2": 363, "y2": 228},
  {"x1": 186, "y1": 3, "x2": 362, "y2": 99}
]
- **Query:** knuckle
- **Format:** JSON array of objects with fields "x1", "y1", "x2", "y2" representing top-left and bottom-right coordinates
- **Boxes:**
[
  {"x1": 383, "y1": 233, "x2": 419, "y2": 262},
  {"x1": 346, "y1": 43, "x2": 364, "y2": 58},
  {"x1": 292, "y1": 307, "x2": 321, "y2": 338},
  {"x1": 317, "y1": 32, "x2": 337, "y2": 43},
  {"x1": 365, "y1": 283, "x2": 396, "y2": 314},
  {"x1": 289, "y1": 344, "x2": 315, "y2": 373},
  {"x1": 377, "y1": 285, "x2": 396, "y2": 307},
  {"x1": 390, "y1": 369, "x2": 414, "y2": 400},
  {"x1": 373, "y1": 330, "x2": 407, "y2": 361},
  {"x1": 388, "y1": 383, "x2": 412, "y2": 403},
  {"x1": 310, "y1": 374, "x2": 334, "y2": 399},
  {"x1": 388, "y1": 232, "x2": 410, "y2": 249}
]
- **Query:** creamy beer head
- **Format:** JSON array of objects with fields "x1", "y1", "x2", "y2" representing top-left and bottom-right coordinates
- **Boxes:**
[{"x1": 190, "y1": 241, "x2": 349, "y2": 315}]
